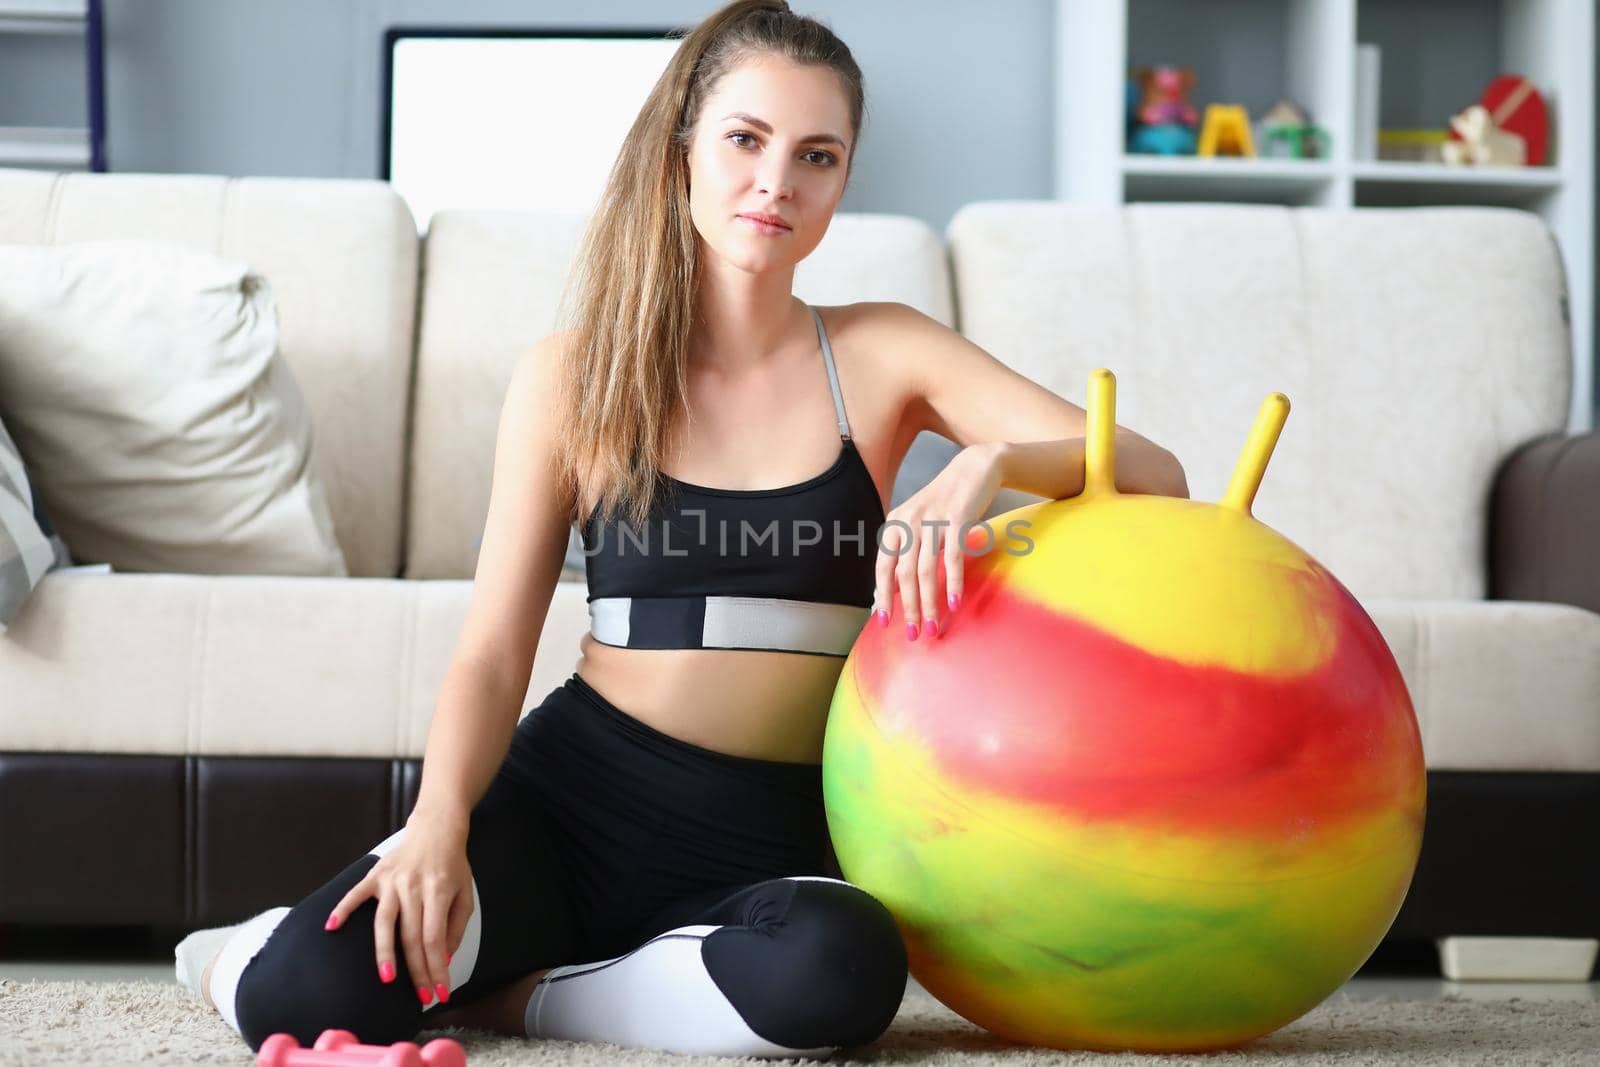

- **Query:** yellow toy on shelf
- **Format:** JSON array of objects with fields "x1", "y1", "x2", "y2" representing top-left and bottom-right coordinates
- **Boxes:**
[{"x1": 1197, "y1": 104, "x2": 1256, "y2": 157}]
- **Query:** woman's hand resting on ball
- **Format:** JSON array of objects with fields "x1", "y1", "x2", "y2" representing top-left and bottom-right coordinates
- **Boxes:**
[
  {"x1": 322, "y1": 809, "x2": 473, "y2": 1007},
  {"x1": 872, "y1": 442, "x2": 1005, "y2": 640}
]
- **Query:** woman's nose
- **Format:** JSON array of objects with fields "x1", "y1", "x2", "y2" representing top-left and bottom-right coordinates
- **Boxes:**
[{"x1": 757, "y1": 159, "x2": 794, "y2": 198}]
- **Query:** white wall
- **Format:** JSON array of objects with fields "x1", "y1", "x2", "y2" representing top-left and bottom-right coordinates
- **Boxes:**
[
  {"x1": 0, "y1": 0, "x2": 1055, "y2": 239},
  {"x1": 1, "y1": 0, "x2": 1595, "y2": 420}
]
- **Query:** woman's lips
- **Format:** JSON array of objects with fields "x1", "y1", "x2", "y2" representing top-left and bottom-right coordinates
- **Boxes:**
[{"x1": 739, "y1": 215, "x2": 791, "y2": 235}]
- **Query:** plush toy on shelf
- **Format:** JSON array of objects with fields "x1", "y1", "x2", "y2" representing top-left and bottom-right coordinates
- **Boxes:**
[
  {"x1": 1128, "y1": 65, "x2": 1198, "y2": 155},
  {"x1": 1256, "y1": 99, "x2": 1329, "y2": 160},
  {"x1": 1441, "y1": 104, "x2": 1525, "y2": 166},
  {"x1": 1137, "y1": 65, "x2": 1197, "y2": 126},
  {"x1": 1442, "y1": 74, "x2": 1547, "y2": 167}
]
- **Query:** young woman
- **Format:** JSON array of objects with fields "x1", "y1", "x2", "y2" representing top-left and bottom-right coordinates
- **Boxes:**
[{"x1": 175, "y1": 1, "x2": 1187, "y2": 1057}]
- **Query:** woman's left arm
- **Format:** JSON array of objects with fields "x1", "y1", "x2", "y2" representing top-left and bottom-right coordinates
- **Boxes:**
[
  {"x1": 991, "y1": 433, "x2": 1189, "y2": 500},
  {"x1": 864, "y1": 302, "x2": 1189, "y2": 639}
]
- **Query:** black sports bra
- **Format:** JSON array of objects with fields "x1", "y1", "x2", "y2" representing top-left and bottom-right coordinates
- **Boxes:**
[{"x1": 580, "y1": 304, "x2": 886, "y2": 657}]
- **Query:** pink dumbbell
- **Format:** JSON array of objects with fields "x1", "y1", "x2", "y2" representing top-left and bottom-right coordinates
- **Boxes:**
[
  {"x1": 256, "y1": 1028, "x2": 466, "y2": 1067},
  {"x1": 313, "y1": 1030, "x2": 464, "y2": 1066}
]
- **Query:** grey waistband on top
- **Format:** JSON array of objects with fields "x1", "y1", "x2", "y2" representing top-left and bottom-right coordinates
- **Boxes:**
[{"x1": 588, "y1": 595, "x2": 872, "y2": 656}]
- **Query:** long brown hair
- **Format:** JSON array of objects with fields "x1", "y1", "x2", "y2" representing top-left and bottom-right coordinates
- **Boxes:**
[{"x1": 551, "y1": 0, "x2": 866, "y2": 530}]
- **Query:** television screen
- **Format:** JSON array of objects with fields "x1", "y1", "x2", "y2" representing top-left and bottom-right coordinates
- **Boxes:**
[{"x1": 384, "y1": 29, "x2": 681, "y2": 232}]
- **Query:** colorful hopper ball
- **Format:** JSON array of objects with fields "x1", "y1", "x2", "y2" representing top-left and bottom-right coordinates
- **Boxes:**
[{"x1": 823, "y1": 369, "x2": 1426, "y2": 1053}]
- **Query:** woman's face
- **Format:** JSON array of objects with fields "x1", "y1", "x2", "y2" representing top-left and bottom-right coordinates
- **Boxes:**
[{"x1": 684, "y1": 55, "x2": 852, "y2": 275}]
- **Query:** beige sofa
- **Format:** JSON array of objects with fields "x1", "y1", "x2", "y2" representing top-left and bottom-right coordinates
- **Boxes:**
[{"x1": 1, "y1": 168, "x2": 1596, "y2": 981}]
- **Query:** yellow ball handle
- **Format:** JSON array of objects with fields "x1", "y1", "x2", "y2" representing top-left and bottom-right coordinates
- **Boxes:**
[
  {"x1": 1082, "y1": 368, "x2": 1118, "y2": 498},
  {"x1": 1222, "y1": 392, "x2": 1291, "y2": 517},
  {"x1": 1081, "y1": 368, "x2": 1291, "y2": 515}
]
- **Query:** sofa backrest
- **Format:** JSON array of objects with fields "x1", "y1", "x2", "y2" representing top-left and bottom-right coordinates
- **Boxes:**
[
  {"x1": 947, "y1": 202, "x2": 1572, "y2": 601},
  {"x1": 2, "y1": 169, "x2": 1570, "y2": 603},
  {"x1": 0, "y1": 169, "x2": 418, "y2": 579},
  {"x1": 405, "y1": 210, "x2": 954, "y2": 579}
]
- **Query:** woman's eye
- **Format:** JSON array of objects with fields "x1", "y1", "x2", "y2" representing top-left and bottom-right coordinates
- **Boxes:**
[{"x1": 727, "y1": 132, "x2": 835, "y2": 166}]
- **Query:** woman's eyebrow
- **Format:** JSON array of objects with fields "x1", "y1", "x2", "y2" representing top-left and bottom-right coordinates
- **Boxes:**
[{"x1": 721, "y1": 112, "x2": 846, "y2": 149}]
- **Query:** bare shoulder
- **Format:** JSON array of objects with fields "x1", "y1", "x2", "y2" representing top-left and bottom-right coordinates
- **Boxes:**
[
  {"x1": 810, "y1": 302, "x2": 939, "y2": 495},
  {"x1": 823, "y1": 299, "x2": 929, "y2": 337},
  {"x1": 818, "y1": 300, "x2": 938, "y2": 397},
  {"x1": 503, "y1": 330, "x2": 578, "y2": 419},
  {"x1": 825, "y1": 300, "x2": 942, "y2": 350},
  {"x1": 518, "y1": 327, "x2": 575, "y2": 376}
]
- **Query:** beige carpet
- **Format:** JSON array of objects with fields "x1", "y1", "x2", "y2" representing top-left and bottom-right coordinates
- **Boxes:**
[{"x1": 1, "y1": 977, "x2": 1597, "y2": 1065}]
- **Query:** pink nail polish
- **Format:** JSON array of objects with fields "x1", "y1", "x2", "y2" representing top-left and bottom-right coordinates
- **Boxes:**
[
  {"x1": 435, "y1": 982, "x2": 450, "y2": 1004},
  {"x1": 417, "y1": 984, "x2": 432, "y2": 1006},
  {"x1": 905, "y1": 622, "x2": 918, "y2": 641},
  {"x1": 924, "y1": 618, "x2": 938, "y2": 638},
  {"x1": 874, "y1": 609, "x2": 889, "y2": 629},
  {"x1": 324, "y1": 913, "x2": 340, "y2": 932},
  {"x1": 379, "y1": 960, "x2": 395, "y2": 983},
  {"x1": 948, "y1": 593, "x2": 961, "y2": 611}
]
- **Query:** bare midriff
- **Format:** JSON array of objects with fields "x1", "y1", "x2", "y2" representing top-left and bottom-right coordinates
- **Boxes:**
[
  {"x1": 564, "y1": 302, "x2": 903, "y2": 767},
  {"x1": 574, "y1": 636, "x2": 846, "y2": 765}
]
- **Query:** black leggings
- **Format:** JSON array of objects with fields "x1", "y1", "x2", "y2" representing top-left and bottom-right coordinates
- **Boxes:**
[{"x1": 228, "y1": 672, "x2": 908, "y2": 1056}]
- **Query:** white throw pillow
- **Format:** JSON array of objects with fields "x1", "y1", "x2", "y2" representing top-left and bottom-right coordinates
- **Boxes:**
[{"x1": 0, "y1": 240, "x2": 347, "y2": 576}]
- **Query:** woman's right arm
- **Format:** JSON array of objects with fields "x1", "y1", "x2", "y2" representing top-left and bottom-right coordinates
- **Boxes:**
[
  {"x1": 409, "y1": 331, "x2": 576, "y2": 834},
  {"x1": 323, "y1": 335, "x2": 575, "y2": 1004}
]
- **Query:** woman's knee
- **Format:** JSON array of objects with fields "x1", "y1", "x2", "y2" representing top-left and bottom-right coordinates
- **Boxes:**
[
  {"x1": 702, "y1": 876, "x2": 908, "y2": 1050},
  {"x1": 232, "y1": 857, "x2": 423, "y2": 1052}
]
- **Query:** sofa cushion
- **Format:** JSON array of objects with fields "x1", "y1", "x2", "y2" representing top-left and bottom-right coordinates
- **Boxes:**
[
  {"x1": 0, "y1": 571, "x2": 592, "y2": 758},
  {"x1": 1365, "y1": 598, "x2": 1600, "y2": 772},
  {"x1": 946, "y1": 203, "x2": 1572, "y2": 602},
  {"x1": 0, "y1": 168, "x2": 418, "y2": 578},
  {"x1": 405, "y1": 210, "x2": 957, "y2": 581},
  {"x1": 0, "y1": 414, "x2": 69, "y2": 632},
  {"x1": 3, "y1": 575, "x2": 1596, "y2": 774},
  {"x1": 0, "y1": 240, "x2": 346, "y2": 577}
]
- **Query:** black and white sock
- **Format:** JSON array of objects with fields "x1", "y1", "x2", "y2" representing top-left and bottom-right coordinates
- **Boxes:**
[{"x1": 174, "y1": 907, "x2": 291, "y2": 1035}]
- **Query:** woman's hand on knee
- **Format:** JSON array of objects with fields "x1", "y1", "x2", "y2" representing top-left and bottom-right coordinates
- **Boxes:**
[{"x1": 323, "y1": 816, "x2": 474, "y2": 1007}]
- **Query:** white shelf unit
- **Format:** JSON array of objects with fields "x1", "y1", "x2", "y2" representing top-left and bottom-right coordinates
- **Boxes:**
[
  {"x1": 0, "y1": 0, "x2": 94, "y2": 169},
  {"x1": 1054, "y1": 0, "x2": 1596, "y2": 434},
  {"x1": 0, "y1": 125, "x2": 89, "y2": 168},
  {"x1": 0, "y1": 0, "x2": 83, "y2": 33}
]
